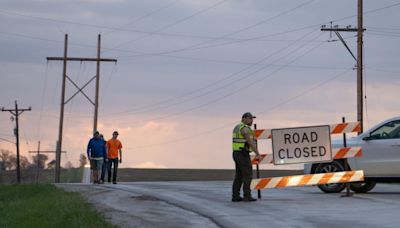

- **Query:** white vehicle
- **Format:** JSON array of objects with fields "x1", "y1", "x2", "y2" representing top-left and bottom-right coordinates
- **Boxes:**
[{"x1": 304, "y1": 116, "x2": 400, "y2": 193}]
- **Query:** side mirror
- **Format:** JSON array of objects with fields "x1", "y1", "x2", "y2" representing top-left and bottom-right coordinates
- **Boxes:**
[
  {"x1": 362, "y1": 133, "x2": 372, "y2": 141},
  {"x1": 362, "y1": 136, "x2": 371, "y2": 141}
]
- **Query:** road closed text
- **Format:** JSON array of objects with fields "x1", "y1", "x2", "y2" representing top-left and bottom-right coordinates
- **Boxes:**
[
  {"x1": 272, "y1": 126, "x2": 332, "y2": 165},
  {"x1": 278, "y1": 132, "x2": 327, "y2": 159}
]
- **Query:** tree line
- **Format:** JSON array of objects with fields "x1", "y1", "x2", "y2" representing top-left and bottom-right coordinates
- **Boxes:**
[{"x1": 0, "y1": 148, "x2": 88, "y2": 171}]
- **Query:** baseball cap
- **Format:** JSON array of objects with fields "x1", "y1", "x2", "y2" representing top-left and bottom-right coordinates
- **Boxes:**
[
  {"x1": 113, "y1": 131, "x2": 119, "y2": 135},
  {"x1": 242, "y1": 112, "x2": 256, "y2": 119}
]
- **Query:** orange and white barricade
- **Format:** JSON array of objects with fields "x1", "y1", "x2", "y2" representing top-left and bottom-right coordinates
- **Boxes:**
[
  {"x1": 255, "y1": 122, "x2": 361, "y2": 140},
  {"x1": 251, "y1": 121, "x2": 363, "y2": 191},
  {"x1": 251, "y1": 170, "x2": 364, "y2": 190}
]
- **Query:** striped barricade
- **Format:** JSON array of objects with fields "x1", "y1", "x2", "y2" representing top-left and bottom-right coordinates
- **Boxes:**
[
  {"x1": 255, "y1": 122, "x2": 361, "y2": 140},
  {"x1": 251, "y1": 147, "x2": 363, "y2": 165},
  {"x1": 251, "y1": 170, "x2": 364, "y2": 190}
]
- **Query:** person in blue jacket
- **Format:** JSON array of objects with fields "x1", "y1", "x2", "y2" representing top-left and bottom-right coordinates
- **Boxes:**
[
  {"x1": 87, "y1": 131, "x2": 107, "y2": 184},
  {"x1": 99, "y1": 134, "x2": 108, "y2": 184}
]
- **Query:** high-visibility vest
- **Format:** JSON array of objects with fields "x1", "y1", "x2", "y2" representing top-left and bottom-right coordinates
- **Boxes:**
[{"x1": 232, "y1": 122, "x2": 254, "y2": 151}]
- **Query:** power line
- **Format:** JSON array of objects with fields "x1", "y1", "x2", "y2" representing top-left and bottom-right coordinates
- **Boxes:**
[
  {"x1": 105, "y1": 29, "x2": 321, "y2": 117},
  {"x1": 368, "y1": 26, "x2": 400, "y2": 31},
  {"x1": 125, "y1": 68, "x2": 352, "y2": 150},
  {"x1": 0, "y1": 137, "x2": 15, "y2": 145},
  {"x1": 103, "y1": 0, "x2": 180, "y2": 36},
  {"x1": 121, "y1": 54, "x2": 351, "y2": 70},
  {"x1": 114, "y1": 1, "x2": 318, "y2": 58},
  {"x1": 99, "y1": 64, "x2": 118, "y2": 104},
  {"x1": 169, "y1": 0, "x2": 315, "y2": 53},
  {"x1": 52, "y1": 31, "x2": 326, "y2": 120},
  {"x1": 0, "y1": 1, "x2": 398, "y2": 44},
  {"x1": 368, "y1": 29, "x2": 400, "y2": 35},
  {"x1": 106, "y1": 0, "x2": 228, "y2": 51},
  {"x1": 331, "y1": 1, "x2": 400, "y2": 23},
  {"x1": 0, "y1": 25, "x2": 321, "y2": 56},
  {"x1": 35, "y1": 62, "x2": 50, "y2": 143},
  {"x1": 367, "y1": 68, "x2": 400, "y2": 75},
  {"x1": 366, "y1": 30, "x2": 400, "y2": 37},
  {"x1": 116, "y1": 34, "x2": 356, "y2": 62},
  {"x1": 104, "y1": 33, "x2": 325, "y2": 126}
]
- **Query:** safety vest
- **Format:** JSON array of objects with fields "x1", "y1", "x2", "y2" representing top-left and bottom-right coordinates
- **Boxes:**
[{"x1": 232, "y1": 122, "x2": 254, "y2": 151}]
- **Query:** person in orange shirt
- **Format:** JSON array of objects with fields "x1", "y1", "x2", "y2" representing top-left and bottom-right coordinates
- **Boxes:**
[{"x1": 107, "y1": 131, "x2": 123, "y2": 184}]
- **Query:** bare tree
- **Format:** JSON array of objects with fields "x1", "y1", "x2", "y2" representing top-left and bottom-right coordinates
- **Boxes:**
[
  {"x1": 79, "y1": 153, "x2": 87, "y2": 168},
  {"x1": 19, "y1": 155, "x2": 31, "y2": 170},
  {"x1": 32, "y1": 154, "x2": 48, "y2": 170},
  {"x1": 0, "y1": 149, "x2": 16, "y2": 170}
]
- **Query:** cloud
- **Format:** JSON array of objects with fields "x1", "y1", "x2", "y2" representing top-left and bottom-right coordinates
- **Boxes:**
[
  {"x1": 131, "y1": 161, "x2": 167, "y2": 169},
  {"x1": 141, "y1": 120, "x2": 176, "y2": 133}
]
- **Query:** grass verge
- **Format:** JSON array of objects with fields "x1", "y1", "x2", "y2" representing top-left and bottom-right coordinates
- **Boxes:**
[{"x1": 0, "y1": 184, "x2": 115, "y2": 228}]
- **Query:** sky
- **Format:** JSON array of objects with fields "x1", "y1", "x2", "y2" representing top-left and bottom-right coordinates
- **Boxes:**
[{"x1": 1, "y1": 0, "x2": 400, "y2": 169}]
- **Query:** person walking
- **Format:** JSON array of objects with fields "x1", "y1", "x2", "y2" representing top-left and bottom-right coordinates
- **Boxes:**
[
  {"x1": 107, "y1": 131, "x2": 123, "y2": 184},
  {"x1": 232, "y1": 112, "x2": 261, "y2": 202},
  {"x1": 87, "y1": 131, "x2": 107, "y2": 184},
  {"x1": 99, "y1": 134, "x2": 108, "y2": 184}
]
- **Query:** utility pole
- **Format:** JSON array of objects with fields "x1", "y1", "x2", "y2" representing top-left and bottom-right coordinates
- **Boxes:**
[
  {"x1": 1, "y1": 100, "x2": 31, "y2": 183},
  {"x1": 29, "y1": 141, "x2": 66, "y2": 183},
  {"x1": 47, "y1": 34, "x2": 117, "y2": 183},
  {"x1": 357, "y1": 0, "x2": 364, "y2": 133},
  {"x1": 321, "y1": 0, "x2": 365, "y2": 133}
]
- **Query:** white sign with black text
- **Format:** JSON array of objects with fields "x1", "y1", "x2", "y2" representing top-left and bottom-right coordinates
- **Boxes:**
[{"x1": 272, "y1": 125, "x2": 332, "y2": 165}]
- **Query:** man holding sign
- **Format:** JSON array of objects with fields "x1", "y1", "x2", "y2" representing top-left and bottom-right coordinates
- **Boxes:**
[{"x1": 232, "y1": 112, "x2": 261, "y2": 202}]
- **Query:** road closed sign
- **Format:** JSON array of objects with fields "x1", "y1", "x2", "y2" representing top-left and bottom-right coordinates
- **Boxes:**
[{"x1": 272, "y1": 125, "x2": 332, "y2": 165}]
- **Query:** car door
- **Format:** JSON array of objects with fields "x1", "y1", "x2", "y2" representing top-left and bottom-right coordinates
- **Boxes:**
[{"x1": 356, "y1": 120, "x2": 400, "y2": 177}]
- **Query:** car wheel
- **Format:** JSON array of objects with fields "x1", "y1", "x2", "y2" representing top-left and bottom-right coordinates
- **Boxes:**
[
  {"x1": 350, "y1": 181, "x2": 376, "y2": 193},
  {"x1": 314, "y1": 161, "x2": 346, "y2": 193}
]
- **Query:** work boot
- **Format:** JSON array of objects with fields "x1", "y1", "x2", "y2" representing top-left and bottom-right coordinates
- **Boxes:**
[
  {"x1": 232, "y1": 197, "x2": 243, "y2": 202},
  {"x1": 243, "y1": 197, "x2": 257, "y2": 202}
]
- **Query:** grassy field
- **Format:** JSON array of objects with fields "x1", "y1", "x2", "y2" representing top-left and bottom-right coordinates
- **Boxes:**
[
  {"x1": 0, "y1": 184, "x2": 115, "y2": 228},
  {"x1": 0, "y1": 168, "x2": 83, "y2": 184}
]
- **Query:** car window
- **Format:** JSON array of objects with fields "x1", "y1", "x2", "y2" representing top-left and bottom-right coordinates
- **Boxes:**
[{"x1": 370, "y1": 120, "x2": 400, "y2": 140}]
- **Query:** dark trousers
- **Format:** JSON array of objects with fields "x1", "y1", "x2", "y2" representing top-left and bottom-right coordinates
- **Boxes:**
[
  {"x1": 100, "y1": 160, "x2": 108, "y2": 181},
  {"x1": 232, "y1": 151, "x2": 253, "y2": 199},
  {"x1": 107, "y1": 158, "x2": 119, "y2": 182}
]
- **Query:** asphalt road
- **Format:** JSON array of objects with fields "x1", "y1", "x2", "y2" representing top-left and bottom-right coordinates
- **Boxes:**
[{"x1": 58, "y1": 181, "x2": 400, "y2": 228}]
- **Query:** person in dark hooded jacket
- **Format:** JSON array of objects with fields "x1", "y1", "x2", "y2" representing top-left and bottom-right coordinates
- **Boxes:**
[{"x1": 87, "y1": 131, "x2": 107, "y2": 184}]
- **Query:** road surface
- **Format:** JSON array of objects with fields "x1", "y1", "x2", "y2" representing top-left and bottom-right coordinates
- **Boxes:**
[{"x1": 58, "y1": 181, "x2": 400, "y2": 228}]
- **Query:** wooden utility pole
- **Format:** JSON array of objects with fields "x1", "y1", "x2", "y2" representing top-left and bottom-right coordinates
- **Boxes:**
[
  {"x1": 1, "y1": 100, "x2": 31, "y2": 183},
  {"x1": 321, "y1": 0, "x2": 365, "y2": 133},
  {"x1": 357, "y1": 0, "x2": 364, "y2": 133},
  {"x1": 29, "y1": 141, "x2": 66, "y2": 183},
  {"x1": 94, "y1": 35, "x2": 101, "y2": 132},
  {"x1": 47, "y1": 34, "x2": 117, "y2": 183}
]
